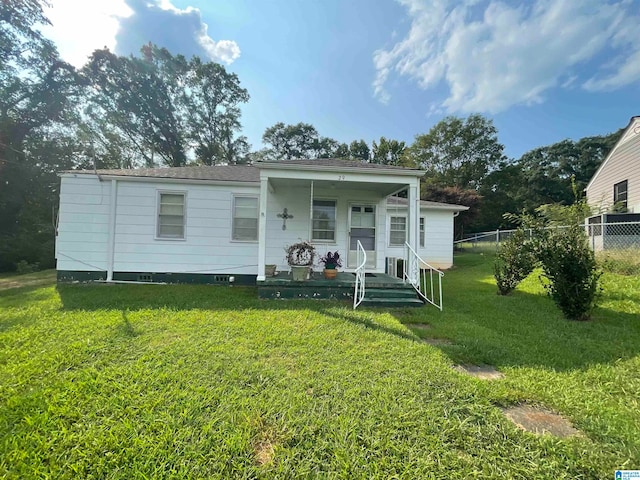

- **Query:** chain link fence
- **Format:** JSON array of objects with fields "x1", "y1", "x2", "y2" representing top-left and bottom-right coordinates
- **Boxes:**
[{"x1": 455, "y1": 221, "x2": 640, "y2": 276}]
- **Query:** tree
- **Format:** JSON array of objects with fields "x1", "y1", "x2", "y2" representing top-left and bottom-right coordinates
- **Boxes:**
[
  {"x1": 421, "y1": 185, "x2": 481, "y2": 240},
  {"x1": 371, "y1": 137, "x2": 406, "y2": 165},
  {"x1": 184, "y1": 55, "x2": 250, "y2": 165},
  {"x1": 406, "y1": 114, "x2": 506, "y2": 190},
  {"x1": 349, "y1": 140, "x2": 370, "y2": 162},
  {"x1": 82, "y1": 47, "x2": 187, "y2": 167},
  {"x1": 516, "y1": 130, "x2": 622, "y2": 210},
  {"x1": 0, "y1": 0, "x2": 81, "y2": 271},
  {"x1": 334, "y1": 142, "x2": 350, "y2": 159},
  {"x1": 262, "y1": 122, "x2": 319, "y2": 160}
]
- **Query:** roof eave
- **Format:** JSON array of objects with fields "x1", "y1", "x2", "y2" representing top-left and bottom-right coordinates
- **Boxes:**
[
  {"x1": 258, "y1": 162, "x2": 425, "y2": 177},
  {"x1": 58, "y1": 172, "x2": 259, "y2": 186}
]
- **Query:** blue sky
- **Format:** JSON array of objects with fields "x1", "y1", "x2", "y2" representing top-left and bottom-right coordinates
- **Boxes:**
[{"x1": 44, "y1": 0, "x2": 640, "y2": 159}]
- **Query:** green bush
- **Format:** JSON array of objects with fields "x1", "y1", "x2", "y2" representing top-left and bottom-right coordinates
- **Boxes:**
[
  {"x1": 16, "y1": 260, "x2": 40, "y2": 274},
  {"x1": 537, "y1": 225, "x2": 601, "y2": 321},
  {"x1": 494, "y1": 228, "x2": 536, "y2": 295}
]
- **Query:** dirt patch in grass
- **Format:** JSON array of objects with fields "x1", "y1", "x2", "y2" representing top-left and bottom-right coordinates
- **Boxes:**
[
  {"x1": 254, "y1": 439, "x2": 275, "y2": 466},
  {"x1": 502, "y1": 405, "x2": 580, "y2": 438},
  {"x1": 0, "y1": 270, "x2": 56, "y2": 291},
  {"x1": 453, "y1": 364, "x2": 504, "y2": 380}
]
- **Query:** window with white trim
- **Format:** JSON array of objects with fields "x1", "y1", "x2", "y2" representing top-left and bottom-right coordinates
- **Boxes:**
[
  {"x1": 312, "y1": 199, "x2": 336, "y2": 241},
  {"x1": 232, "y1": 196, "x2": 258, "y2": 241},
  {"x1": 420, "y1": 217, "x2": 425, "y2": 247},
  {"x1": 157, "y1": 192, "x2": 185, "y2": 239},
  {"x1": 389, "y1": 216, "x2": 406, "y2": 246},
  {"x1": 614, "y1": 180, "x2": 628, "y2": 210}
]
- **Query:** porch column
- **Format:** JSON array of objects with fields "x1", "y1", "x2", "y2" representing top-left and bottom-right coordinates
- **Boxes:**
[
  {"x1": 257, "y1": 176, "x2": 268, "y2": 281},
  {"x1": 408, "y1": 181, "x2": 419, "y2": 282}
]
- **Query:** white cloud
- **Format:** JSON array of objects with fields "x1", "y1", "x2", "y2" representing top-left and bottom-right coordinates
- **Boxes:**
[
  {"x1": 373, "y1": 0, "x2": 640, "y2": 113},
  {"x1": 42, "y1": 0, "x2": 240, "y2": 67},
  {"x1": 42, "y1": 0, "x2": 133, "y2": 67}
]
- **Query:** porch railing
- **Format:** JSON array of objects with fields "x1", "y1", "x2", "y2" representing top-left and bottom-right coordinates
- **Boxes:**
[
  {"x1": 404, "y1": 242, "x2": 444, "y2": 311},
  {"x1": 353, "y1": 240, "x2": 366, "y2": 309}
]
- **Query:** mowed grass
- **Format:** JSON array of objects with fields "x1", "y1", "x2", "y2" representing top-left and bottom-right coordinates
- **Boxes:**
[{"x1": 0, "y1": 261, "x2": 638, "y2": 479}]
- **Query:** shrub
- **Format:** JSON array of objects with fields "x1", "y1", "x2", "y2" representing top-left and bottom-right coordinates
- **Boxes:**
[
  {"x1": 16, "y1": 260, "x2": 40, "y2": 274},
  {"x1": 494, "y1": 228, "x2": 537, "y2": 295},
  {"x1": 537, "y1": 225, "x2": 601, "y2": 321}
]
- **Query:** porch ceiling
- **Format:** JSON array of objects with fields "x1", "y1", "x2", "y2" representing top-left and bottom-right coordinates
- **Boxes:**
[{"x1": 268, "y1": 178, "x2": 407, "y2": 196}]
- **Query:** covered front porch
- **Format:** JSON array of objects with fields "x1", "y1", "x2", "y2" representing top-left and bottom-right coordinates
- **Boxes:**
[{"x1": 256, "y1": 159, "x2": 424, "y2": 281}]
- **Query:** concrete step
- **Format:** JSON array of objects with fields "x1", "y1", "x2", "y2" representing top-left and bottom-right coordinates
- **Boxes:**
[
  {"x1": 364, "y1": 288, "x2": 417, "y2": 299},
  {"x1": 361, "y1": 297, "x2": 424, "y2": 308}
]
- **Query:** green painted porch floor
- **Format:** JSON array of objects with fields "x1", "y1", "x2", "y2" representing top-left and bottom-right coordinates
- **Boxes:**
[
  {"x1": 259, "y1": 271, "x2": 405, "y2": 288},
  {"x1": 257, "y1": 272, "x2": 423, "y2": 306}
]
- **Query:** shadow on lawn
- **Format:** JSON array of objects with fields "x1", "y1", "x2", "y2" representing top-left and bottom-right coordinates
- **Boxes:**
[{"x1": 55, "y1": 277, "x2": 640, "y2": 372}]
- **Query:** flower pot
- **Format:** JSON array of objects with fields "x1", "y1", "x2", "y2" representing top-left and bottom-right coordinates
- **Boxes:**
[
  {"x1": 290, "y1": 265, "x2": 310, "y2": 281},
  {"x1": 323, "y1": 268, "x2": 337, "y2": 279},
  {"x1": 265, "y1": 264, "x2": 277, "y2": 277}
]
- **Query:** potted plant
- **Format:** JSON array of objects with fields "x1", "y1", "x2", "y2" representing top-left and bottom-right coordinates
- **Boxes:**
[
  {"x1": 319, "y1": 251, "x2": 342, "y2": 279},
  {"x1": 285, "y1": 241, "x2": 315, "y2": 281}
]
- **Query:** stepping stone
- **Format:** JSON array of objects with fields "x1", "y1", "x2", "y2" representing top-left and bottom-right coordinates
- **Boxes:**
[
  {"x1": 502, "y1": 405, "x2": 580, "y2": 438},
  {"x1": 453, "y1": 364, "x2": 504, "y2": 380},
  {"x1": 405, "y1": 323, "x2": 431, "y2": 331},
  {"x1": 421, "y1": 337, "x2": 453, "y2": 346}
]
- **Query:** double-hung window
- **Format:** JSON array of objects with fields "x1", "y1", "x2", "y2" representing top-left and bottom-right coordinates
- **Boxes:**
[
  {"x1": 312, "y1": 199, "x2": 336, "y2": 241},
  {"x1": 614, "y1": 180, "x2": 628, "y2": 210},
  {"x1": 157, "y1": 192, "x2": 186, "y2": 239},
  {"x1": 389, "y1": 216, "x2": 406, "y2": 246},
  {"x1": 420, "y1": 217, "x2": 425, "y2": 247},
  {"x1": 233, "y1": 196, "x2": 259, "y2": 241}
]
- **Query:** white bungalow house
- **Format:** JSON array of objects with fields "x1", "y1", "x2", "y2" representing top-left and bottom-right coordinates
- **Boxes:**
[
  {"x1": 586, "y1": 115, "x2": 639, "y2": 213},
  {"x1": 56, "y1": 159, "x2": 467, "y2": 306},
  {"x1": 585, "y1": 116, "x2": 640, "y2": 251}
]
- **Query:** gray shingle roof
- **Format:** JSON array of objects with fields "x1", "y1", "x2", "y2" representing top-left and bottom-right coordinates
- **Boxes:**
[{"x1": 65, "y1": 166, "x2": 260, "y2": 182}]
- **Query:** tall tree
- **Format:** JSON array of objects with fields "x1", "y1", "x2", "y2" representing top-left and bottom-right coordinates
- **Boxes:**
[
  {"x1": 262, "y1": 122, "x2": 320, "y2": 160},
  {"x1": 0, "y1": 0, "x2": 81, "y2": 270},
  {"x1": 349, "y1": 139, "x2": 370, "y2": 162},
  {"x1": 82, "y1": 47, "x2": 187, "y2": 167},
  {"x1": 515, "y1": 130, "x2": 623, "y2": 210},
  {"x1": 371, "y1": 137, "x2": 406, "y2": 165},
  {"x1": 406, "y1": 114, "x2": 506, "y2": 190},
  {"x1": 184, "y1": 56, "x2": 250, "y2": 165}
]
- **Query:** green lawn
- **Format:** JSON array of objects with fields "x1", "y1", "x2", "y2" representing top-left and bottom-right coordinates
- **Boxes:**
[{"x1": 1, "y1": 258, "x2": 638, "y2": 479}]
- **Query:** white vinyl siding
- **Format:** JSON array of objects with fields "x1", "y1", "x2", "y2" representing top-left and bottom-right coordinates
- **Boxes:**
[
  {"x1": 312, "y1": 199, "x2": 336, "y2": 241},
  {"x1": 389, "y1": 216, "x2": 406, "y2": 246},
  {"x1": 233, "y1": 196, "x2": 258, "y2": 241},
  {"x1": 157, "y1": 192, "x2": 185, "y2": 239},
  {"x1": 420, "y1": 217, "x2": 425, "y2": 247}
]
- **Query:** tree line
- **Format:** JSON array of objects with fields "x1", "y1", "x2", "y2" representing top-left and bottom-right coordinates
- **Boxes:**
[{"x1": 0, "y1": 1, "x2": 622, "y2": 271}]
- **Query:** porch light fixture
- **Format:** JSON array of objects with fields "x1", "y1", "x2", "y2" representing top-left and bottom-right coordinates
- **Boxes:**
[{"x1": 277, "y1": 208, "x2": 294, "y2": 230}]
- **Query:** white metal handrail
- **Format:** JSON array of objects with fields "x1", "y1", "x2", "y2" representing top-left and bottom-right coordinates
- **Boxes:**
[
  {"x1": 404, "y1": 242, "x2": 444, "y2": 311},
  {"x1": 353, "y1": 240, "x2": 367, "y2": 309}
]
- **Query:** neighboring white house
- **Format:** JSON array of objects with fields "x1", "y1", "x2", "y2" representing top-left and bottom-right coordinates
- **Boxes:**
[
  {"x1": 586, "y1": 116, "x2": 640, "y2": 213},
  {"x1": 55, "y1": 159, "x2": 468, "y2": 284}
]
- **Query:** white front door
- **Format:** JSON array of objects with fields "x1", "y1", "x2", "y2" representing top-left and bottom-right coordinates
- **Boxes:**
[{"x1": 348, "y1": 204, "x2": 376, "y2": 269}]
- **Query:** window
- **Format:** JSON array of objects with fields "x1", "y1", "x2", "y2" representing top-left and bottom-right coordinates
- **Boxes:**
[
  {"x1": 157, "y1": 192, "x2": 185, "y2": 239},
  {"x1": 389, "y1": 216, "x2": 406, "y2": 246},
  {"x1": 312, "y1": 199, "x2": 336, "y2": 241},
  {"x1": 420, "y1": 217, "x2": 425, "y2": 247},
  {"x1": 233, "y1": 196, "x2": 258, "y2": 241},
  {"x1": 613, "y1": 180, "x2": 628, "y2": 210}
]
